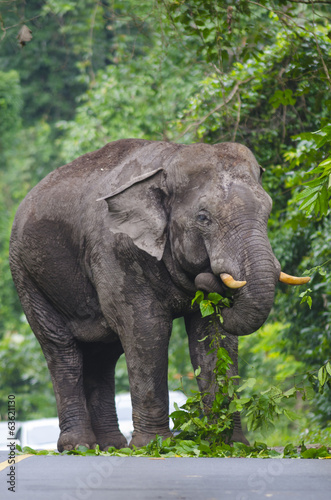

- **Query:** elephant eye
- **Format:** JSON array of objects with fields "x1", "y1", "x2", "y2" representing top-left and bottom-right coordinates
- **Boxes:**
[{"x1": 196, "y1": 211, "x2": 211, "y2": 224}]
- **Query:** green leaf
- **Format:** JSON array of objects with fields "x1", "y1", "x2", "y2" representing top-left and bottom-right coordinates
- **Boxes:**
[
  {"x1": 207, "y1": 292, "x2": 222, "y2": 304},
  {"x1": 283, "y1": 443, "x2": 299, "y2": 457},
  {"x1": 318, "y1": 156, "x2": 331, "y2": 168},
  {"x1": 22, "y1": 446, "x2": 38, "y2": 454},
  {"x1": 228, "y1": 400, "x2": 241, "y2": 412},
  {"x1": 283, "y1": 387, "x2": 297, "y2": 397},
  {"x1": 76, "y1": 445, "x2": 89, "y2": 453},
  {"x1": 192, "y1": 290, "x2": 204, "y2": 306},
  {"x1": 237, "y1": 378, "x2": 256, "y2": 393},
  {"x1": 246, "y1": 413, "x2": 255, "y2": 432},
  {"x1": 117, "y1": 447, "x2": 133, "y2": 456},
  {"x1": 318, "y1": 366, "x2": 327, "y2": 387},
  {"x1": 304, "y1": 386, "x2": 316, "y2": 401},
  {"x1": 301, "y1": 446, "x2": 330, "y2": 459},
  {"x1": 296, "y1": 184, "x2": 322, "y2": 202},
  {"x1": 199, "y1": 300, "x2": 215, "y2": 317},
  {"x1": 320, "y1": 184, "x2": 329, "y2": 216},
  {"x1": 283, "y1": 409, "x2": 298, "y2": 421},
  {"x1": 300, "y1": 289, "x2": 313, "y2": 309},
  {"x1": 194, "y1": 366, "x2": 201, "y2": 377},
  {"x1": 269, "y1": 89, "x2": 296, "y2": 108},
  {"x1": 299, "y1": 192, "x2": 319, "y2": 211}
]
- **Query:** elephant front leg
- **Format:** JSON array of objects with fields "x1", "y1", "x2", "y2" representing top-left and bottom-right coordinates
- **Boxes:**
[
  {"x1": 185, "y1": 312, "x2": 249, "y2": 445},
  {"x1": 222, "y1": 334, "x2": 250, "y2": 446},
  {"x1": 185, "y1": 312, "x2": 218, "y2": 404},
  {"x1": 122, "y1": 315, "x2": 173, "y2": 448}
]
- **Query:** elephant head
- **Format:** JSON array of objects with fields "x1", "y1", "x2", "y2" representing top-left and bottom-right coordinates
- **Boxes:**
[{"x1": 98, "y1": 140, "x2": 308, "y2": 336}]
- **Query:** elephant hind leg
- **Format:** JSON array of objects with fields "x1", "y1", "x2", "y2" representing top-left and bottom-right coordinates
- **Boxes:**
[
  {"x1": 229, "y1": 412, "x2": 250, "y2": 446},
  {"x1": 13, "y1": 272, "x2": 96, "y2": 452},
  {"x1": 82, "y1": 340, "x2": 128, "y2": 450}
]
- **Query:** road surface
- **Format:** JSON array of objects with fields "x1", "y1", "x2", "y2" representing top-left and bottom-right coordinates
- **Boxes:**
[{"x1": 0, "y1": 451, "x2": 330, "y2": 500}]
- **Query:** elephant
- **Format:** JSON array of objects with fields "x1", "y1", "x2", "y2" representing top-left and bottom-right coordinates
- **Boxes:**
[{"x1": 9, "y1": 138, "x2": 309, "y2": 451}]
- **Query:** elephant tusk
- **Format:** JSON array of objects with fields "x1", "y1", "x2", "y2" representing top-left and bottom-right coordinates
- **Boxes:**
[
  {"x1": 220, "y1": 273, "x2": 247, "y2": 289},
  {"x1": 279, "y1": 272, "x2": 311, "y2": 285}
]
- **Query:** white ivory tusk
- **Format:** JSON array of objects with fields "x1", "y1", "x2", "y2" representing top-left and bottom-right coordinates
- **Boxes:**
[
  {"x1": 279, "y1": 271, "x2": 311, "y2": 285},
  {"x1": 220, "y1": 273, "x2": 247, "y2": 289}
]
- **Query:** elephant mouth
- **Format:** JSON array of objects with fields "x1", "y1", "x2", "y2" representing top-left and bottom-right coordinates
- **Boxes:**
[{"x1": 194, "y1": 271, "x2": 238, "y2": 301}]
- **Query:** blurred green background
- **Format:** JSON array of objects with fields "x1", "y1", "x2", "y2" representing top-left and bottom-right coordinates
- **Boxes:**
[{"x1": 0, "y1": 0, "x2": 330, "y2": 446}]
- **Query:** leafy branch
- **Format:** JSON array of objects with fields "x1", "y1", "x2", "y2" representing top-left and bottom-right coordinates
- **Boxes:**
[
  {"x1": 296, "y1": 156, "x2": 331, "y2": 217},
  {"x1": 175, "y1": 79, "x2": 252, "y2": 140},
  {"x1": 286, "y1": 0, "x2": 331, "y2": 3},
  {"x1": 179, "y1": 291, "x2": 331, "y2": 442},
  {"x1": 298, "y1": 259, "x2": 330, "y2": 308},
  {"x1": 191, "y1": 290, "x2": 231, "y2": 321},
  {"x1": 284, "y1": 124, "x2": 331, "y2": 217},
  {"x1": 247, "y1": 0, "x2": 331, "y2": 88}
]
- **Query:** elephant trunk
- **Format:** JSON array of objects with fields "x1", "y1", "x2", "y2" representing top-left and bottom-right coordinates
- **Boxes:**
[
  {"x1": 195, "y1": 239, "x2": 280, "y2": 336},
  {"x1": 221, "y1": 268, "x2": 277, "y2": 336},
  {"x1": 194, "y1": 230, "x2": 310, "y2": 336},
  {"x1": 220, "y1": 266, "x2": 311, "y2": 336},
  {"x1": 220, "y1": 241, "x2": 280, "y2": 335}
]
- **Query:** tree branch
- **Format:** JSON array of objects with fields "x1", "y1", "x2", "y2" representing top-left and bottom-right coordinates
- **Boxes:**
[
  {"x1": 232, "y1": 94, "x2": 242, "y2": 142},
  {"x1": 175, "y1": 78, "x2": 252, "y2": 140},
  {"x1": 247, "y1": 1, "x2": 331, "y2": 89},
  {"x1": 286, "y1": 0, "x2": 331, "y2": 4}
]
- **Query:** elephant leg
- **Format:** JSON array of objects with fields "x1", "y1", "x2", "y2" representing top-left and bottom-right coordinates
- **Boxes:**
[
  {"x1": 185, "y1": 312, "x2": 249, "y2": 446},
  {"x1": 185, "y1": 312, "x2": 218, "y2": 399},
  {"x1": 222, "y1": 334, "x2": 250, "y2": 446},
  {"x1": 121, "y1": 312, "x2": 173, "y2": 448},
  {"x1": 82, "y1": 340, "x2": 127, "y2": 450},
  {"x1": 16, "y1": 276, "x2": 96, "y2": 452}
]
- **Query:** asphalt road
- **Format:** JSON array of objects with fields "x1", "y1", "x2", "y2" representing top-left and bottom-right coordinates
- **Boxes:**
[{"x1": 0, "y1": 451, "x2": 330, "y2": 500}]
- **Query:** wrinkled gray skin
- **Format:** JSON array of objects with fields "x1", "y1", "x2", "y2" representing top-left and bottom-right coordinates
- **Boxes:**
[{"x1": 9, "y1": 139, "x2": 281, "y2": 451}]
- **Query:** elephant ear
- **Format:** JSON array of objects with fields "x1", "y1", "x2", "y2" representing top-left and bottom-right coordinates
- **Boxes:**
[{"x1": 97, "y1": 167, "x2": 168, "y2": 260}]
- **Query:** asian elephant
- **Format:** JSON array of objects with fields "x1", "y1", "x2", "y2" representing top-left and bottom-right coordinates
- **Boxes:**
[{"x1": 9, "y1": 139, "x2": 308, "y2": 451}]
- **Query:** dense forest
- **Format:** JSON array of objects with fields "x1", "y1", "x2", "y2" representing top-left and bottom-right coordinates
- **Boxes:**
[{"x1": 0, "y1": 0, "x2": 330, "y2": 446}]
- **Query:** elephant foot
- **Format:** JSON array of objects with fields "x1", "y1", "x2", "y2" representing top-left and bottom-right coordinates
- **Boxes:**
[
  {"x1": 97, "y1": 431, "x2": 128, "y2": 451},
  {"x1": 130, "y1": 430, "x2": 172, "y2": 448},
  {"x1": 57, "y1": 430, "x2": 97, "y2": 452},
  {"x1": 228, "y1": 411, "x2": 250, "y2": 446},
  {"x1": 229, "y1": 429, "x2": 250, "y2": 446}
]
